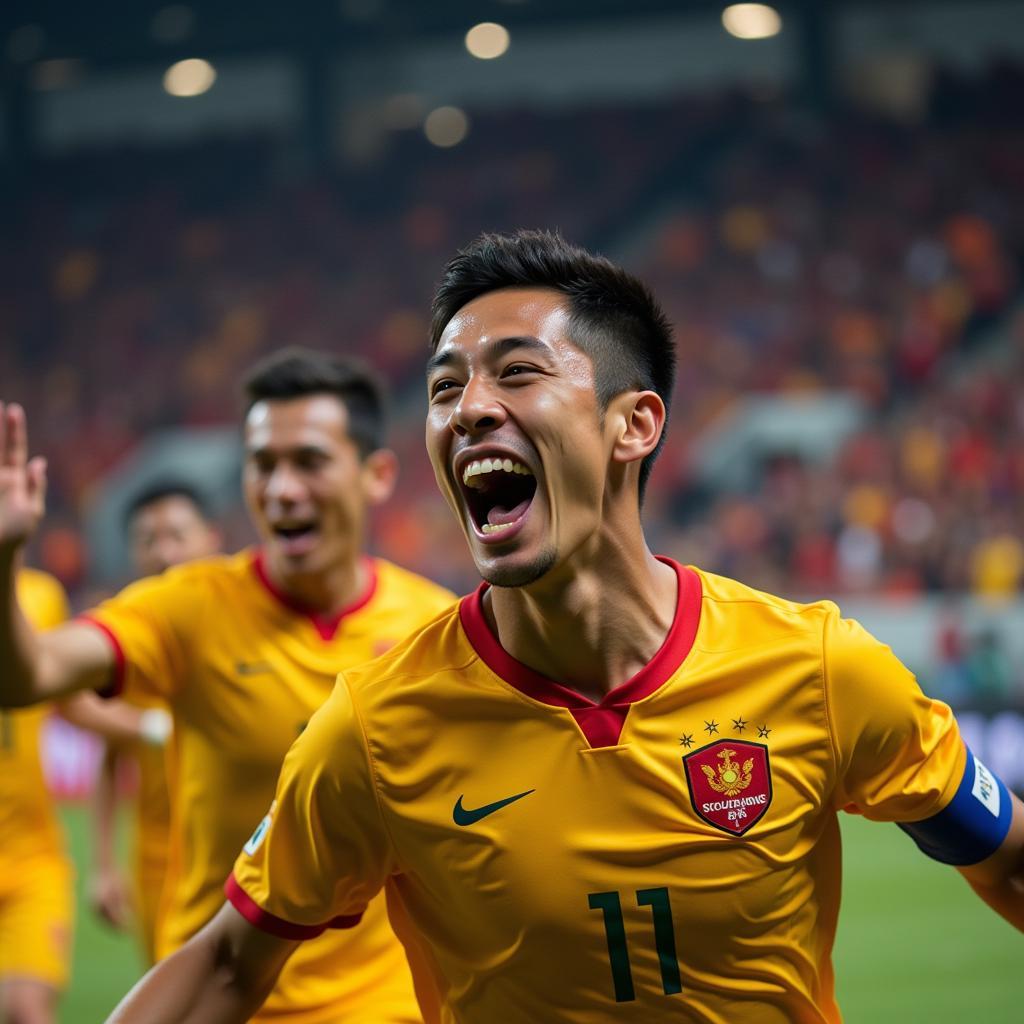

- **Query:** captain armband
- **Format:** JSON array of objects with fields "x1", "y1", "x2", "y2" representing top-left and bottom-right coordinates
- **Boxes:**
[{"x1": 898, "y1": 746, "x2": 1012, "y2": 866}]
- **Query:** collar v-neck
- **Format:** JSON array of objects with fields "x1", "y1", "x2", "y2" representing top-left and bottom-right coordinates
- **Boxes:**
[
  {"x1": 458, "y1": 557, "x2": 702, "y2": 747},
  {"x1": 251, "y1": 550, "x2": 378, "y2": 641}
]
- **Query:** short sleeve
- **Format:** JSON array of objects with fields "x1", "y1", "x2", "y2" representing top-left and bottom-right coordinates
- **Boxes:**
[
  {"x1": 80, "y1": 568, "x2": 199, "y2": 702},
  {"x1": 227, "y1": 676, "x2": 395, "y2": 938},
  {"x1": 826, "y1": 608, "x2": 965, "y2": 822}
]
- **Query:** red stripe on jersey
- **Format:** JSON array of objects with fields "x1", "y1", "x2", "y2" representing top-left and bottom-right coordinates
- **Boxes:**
[
  {"x1": 224, "y1": 873, "x2": 363, "y2": 939},
  {"x1": 76, "y1": 615, "x2": 126, "y2": 699},
  {"x1": 458, "y1": 557, "x2": 702, "y2": 748},
  {"x1": 251, "y1": 550, "x2": 378, "y2": 641}
]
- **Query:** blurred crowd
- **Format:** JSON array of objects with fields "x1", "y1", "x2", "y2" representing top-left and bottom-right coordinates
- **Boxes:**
[{"x1": 2, "y1": 61, "x2": 1023, "y2": 601}]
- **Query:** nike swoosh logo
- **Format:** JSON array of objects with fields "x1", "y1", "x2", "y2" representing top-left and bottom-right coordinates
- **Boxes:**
[
  {"x1": 236, "y1": 661, "x2": 273, "y2": 676},
  {"x1": 453, "y1": 789, "x2": 535, "y2": 826}
]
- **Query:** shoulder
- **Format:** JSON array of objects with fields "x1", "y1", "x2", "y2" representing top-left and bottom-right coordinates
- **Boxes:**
[
  {"x1": 341, "y1": 598, "x2": 471, "y2": 702},
  {"x1": 369, "y1": 558, "x2": 458, "y2": 611},
  {"x1": 690, "y1": 565, "x2": 837, "y2": 649},
  {"x1": 17, "y1": 568, "x2": 69, "y2": 628}
]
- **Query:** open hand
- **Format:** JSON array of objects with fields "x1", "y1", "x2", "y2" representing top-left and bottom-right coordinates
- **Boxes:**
[{"x1": 0, "y1": 402, "x2": 47, "y2": 551}]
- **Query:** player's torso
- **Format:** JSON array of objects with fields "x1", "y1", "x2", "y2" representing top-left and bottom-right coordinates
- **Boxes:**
[
  {"x1": 367, "y1": 582, "x2": 844, "y2": 1024},
  {"x1": 0, "y1": 705, "x2": 63, "y2": 866},
  {"x1": 0, "y1": 571, "x2": 68, "y2": 868},
  {"x1": 161, "y1": 557, "x2": 446, "y2": 1022}
]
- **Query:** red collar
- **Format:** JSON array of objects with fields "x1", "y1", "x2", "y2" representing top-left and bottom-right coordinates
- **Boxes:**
[
  {"x1": 251, "y1": 550, "x2": 378, "y2": 641},
  {"x1": 458, "y1": 558, "x2": 701, "y2": 747}
]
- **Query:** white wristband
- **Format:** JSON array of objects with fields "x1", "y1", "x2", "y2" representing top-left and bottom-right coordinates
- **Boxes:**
[{"x1": 139, "y1": 708, "x2": 173, "y2": 747}]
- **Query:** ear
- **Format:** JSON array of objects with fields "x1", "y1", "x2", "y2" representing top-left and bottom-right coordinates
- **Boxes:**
[
  {"x1": 361, "y1": 448, "x2": 399, "y2": 506},
  {"x1": 609, "y1": 391, "x2": 665, "y2": 467}
]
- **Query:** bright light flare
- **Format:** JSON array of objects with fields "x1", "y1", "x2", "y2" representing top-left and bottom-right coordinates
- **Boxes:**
[
  {"x1": 163, "y1": 57, "x2": 216, "y2": 97},
  {"x1": 722, "y1": 4, "x2": 782, "y2": 40},
  {"x1": 424, "y1": 106, "x2": 469, "y2": 148},
  {"x1": 465, "y1": 22, "x2": 510, "y2": 60}
]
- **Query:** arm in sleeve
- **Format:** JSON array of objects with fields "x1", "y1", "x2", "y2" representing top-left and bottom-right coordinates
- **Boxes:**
[
  {"x1": 227, "y1": 675, "x2": 396, "y2": 937},
  {"x1": 827, "y1": 608, "x2": 1023, "y2": 930},
  {"x1": 827, "y1": 608, "x2": 964, "y2": 823},
  {"x1": 81, "y1": 567, "x2": 200, "y2": 702}
]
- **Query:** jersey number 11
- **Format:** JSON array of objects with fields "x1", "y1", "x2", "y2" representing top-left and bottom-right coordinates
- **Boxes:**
[{"x1": 588, "y1": 887, "x2": 682, "y2": 1002}]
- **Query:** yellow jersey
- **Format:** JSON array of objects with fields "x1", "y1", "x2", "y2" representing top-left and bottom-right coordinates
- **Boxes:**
[
  {"x1": 0, "y1": 570, "x2": 70, "y2": 863},
  {"x1": 85, "y1": 550, "x2": 454, "y2": 1024},
  {"x1": 232, "y1": 560, "x2": 965, "y2": 1024}
]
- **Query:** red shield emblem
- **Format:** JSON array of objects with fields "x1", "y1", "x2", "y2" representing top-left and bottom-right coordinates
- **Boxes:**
[{"x1": 683, "y1": 740, "x2": 772, "y2": 836}]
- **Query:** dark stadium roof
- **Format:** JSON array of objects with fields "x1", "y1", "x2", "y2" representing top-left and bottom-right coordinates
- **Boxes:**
[{"x1": 2, "y1": 1, "x2": 1009, "y2": 71}]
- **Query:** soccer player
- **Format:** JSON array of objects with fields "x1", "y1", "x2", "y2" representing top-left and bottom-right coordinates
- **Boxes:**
[
  {"x1": 90, "y1": 482, "x2": 222, "y2": 963},
  {"x1": 0, "y1": 568, "x2": 73, "y2": 1024},
  {"x1": 1, "y1": 568, "x2": 151, "y2": 1024},
  {"x1": 14, "y1": 235, "x2": 1024, "y2": 1023},
  {"x1": 0, "y1": 347, "x2": 455, "y2": 1023}
]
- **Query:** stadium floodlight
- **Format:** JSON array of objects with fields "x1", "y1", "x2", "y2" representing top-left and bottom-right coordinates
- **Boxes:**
[
  {"x1": 721, "y1": 4, "x2": 782, "y2": 40},
  {"x1": 424, "y1": 106, "x2": 470, "y2": 148},
  {"x1": 465, "y1": 22, "x2": 511, "y2": 60},
  {"x1": 163, "y1": 58, "x2": 216, "y2": 97}
]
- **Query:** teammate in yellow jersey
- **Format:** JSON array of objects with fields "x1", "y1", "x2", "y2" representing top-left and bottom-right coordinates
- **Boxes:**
[
  {"x1": 12, "y1": 236, "x2": 1024, "y2": 1024},
  {"x1": 0, "y1": 348, "x2": 455, "y2": 1023},
  {"x1": 1, "y1": 569, "x2": 151, "y2": 1024},
  {"x1": 90, "y1": 482, "x2": 222, "y2": 963},
  {"x1": 0, "y1": 569, "x2": 73, "y2": 1024}
]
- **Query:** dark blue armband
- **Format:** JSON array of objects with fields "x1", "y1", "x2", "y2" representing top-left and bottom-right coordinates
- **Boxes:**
[{"x1": 898, "y1": 746, "x2": 1012, "y2": 866}]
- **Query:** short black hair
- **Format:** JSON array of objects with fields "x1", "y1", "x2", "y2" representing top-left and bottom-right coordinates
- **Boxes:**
[
  {"x1": 430, "y1": 230, "x2": 675, "y2": 497},
  {"x1": 124, "y1": 480, "x2": 210, "y2": 533},
  {"x1": 242, "y1": 346, "x2": 388, "y2": 457}
]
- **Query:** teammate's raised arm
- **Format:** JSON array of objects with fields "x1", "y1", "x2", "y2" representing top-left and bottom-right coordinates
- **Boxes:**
[
  {"x1": 0, "y1": 402, "x2": 117, "y2": 707},
  {"x1": 105, "y1": 903, "x2": 299, "y2": 1024}
]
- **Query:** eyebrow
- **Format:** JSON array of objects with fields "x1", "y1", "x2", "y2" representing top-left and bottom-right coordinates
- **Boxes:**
[{"x1": 427, "y1": 335, "x2": 551, "y2": 374}]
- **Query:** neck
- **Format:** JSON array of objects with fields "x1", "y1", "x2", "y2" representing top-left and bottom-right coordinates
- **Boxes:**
[
  {"x1": 484, "y1": 537, "x2": 678, "y2": 701},
  {"x1": 262, "y1": 550, "x2": 368, "y2": 617}
]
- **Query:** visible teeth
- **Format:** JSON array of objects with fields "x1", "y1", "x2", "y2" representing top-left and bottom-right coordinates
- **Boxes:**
[
  {"x1": 462, "y1": 458, "x2": 534, "y2": 486},
  {"x1": 481, "y1": 522, "x2": 516, "y2": 534}
]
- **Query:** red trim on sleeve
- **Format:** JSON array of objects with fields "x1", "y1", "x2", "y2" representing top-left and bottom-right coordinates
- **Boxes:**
[
  {"x1": 251, "y1": 550, "x2": 378, "y2": 641},
  {"x1": 224, "y1": 874, "x2": 364, "y2": 939},
  {"x1": 458, "y1": 558, "x2": 702, "y2": 748},
  {"x1": 76, "y1": 615, "x2": 126, "y2": 699}
]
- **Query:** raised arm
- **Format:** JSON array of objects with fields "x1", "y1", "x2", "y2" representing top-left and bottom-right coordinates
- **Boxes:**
[
  {"x1": 105, "y1": 902, "x2": 299, "y2": 1023},
  {"x1": 0, "y1": 401, "x2": 115, "y2": 706}
]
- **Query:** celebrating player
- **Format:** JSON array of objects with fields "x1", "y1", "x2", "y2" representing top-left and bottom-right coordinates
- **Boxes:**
[
  {"x1": 90, "y1": 482, "x2": 222, "y2": 963},
  {"x1": 12, "y1": 234, "x2": 1024, "y2": 1023},
  {"x1": 0, "y1": 348, "x2": 455, "y2": 1023}
]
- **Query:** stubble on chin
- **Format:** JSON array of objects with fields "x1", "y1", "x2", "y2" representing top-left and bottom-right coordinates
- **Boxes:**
[{"x1": 480, "y1": 545, "x2": 557, "y2": 589}]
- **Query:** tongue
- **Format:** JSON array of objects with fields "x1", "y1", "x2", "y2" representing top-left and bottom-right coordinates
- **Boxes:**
[{"x1": 487, "y1": 499, "x2": 531, "y2": 526}]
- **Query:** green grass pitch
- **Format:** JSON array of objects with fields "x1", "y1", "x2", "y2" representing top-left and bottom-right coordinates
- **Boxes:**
[{"x1": 57, "y1": 804, "x2": 1020, "y2": 1022}]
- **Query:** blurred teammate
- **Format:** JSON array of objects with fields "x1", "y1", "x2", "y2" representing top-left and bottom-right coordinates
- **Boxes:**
[
  {"x1": 26, "y1": 233, "x2": 1024, "y2": 1023},
  {"x1": 90, "y1": 482, "x2": 221, "y2": 962},
  {"x1": 1, "y1": 568, "x2": 151, "y2": 1024},
  {"x1": 0, "y1": 569, "x2": 72, "y2": 1024},
  {"x1": 0, "y1": 347, "x2": 455, "y2": 1023}
]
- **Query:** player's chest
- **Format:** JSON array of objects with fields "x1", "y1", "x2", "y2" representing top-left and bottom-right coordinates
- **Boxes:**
[
  {"x1": 178, "y1": 621, "x2": 387, "y2": 752},
  {"x1": 380, "y1": 674, "x2": 835, "y2": 915}
]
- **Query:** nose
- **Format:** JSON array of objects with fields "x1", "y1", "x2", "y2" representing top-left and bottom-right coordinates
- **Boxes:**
[
  {"x1": 264, "y1": 462, "x2": 306, "y2": 505},
  {"x1": 451, "y1": 375, "x2": 507, "y2": 437}
]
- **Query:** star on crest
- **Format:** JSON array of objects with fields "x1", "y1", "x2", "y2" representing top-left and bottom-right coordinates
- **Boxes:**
[
  {"x1": 704, "y1": 719, "x2": 719, "y2": 736},
  {"x1": 679, "y1": 733, "x2": 694, "y2": 749},
  {"x1": 732, "y1": 717, "x2": 747, "y2": 733},
  {"x1": 757, "y1": 724, "x2": 771, "y2": 739}
]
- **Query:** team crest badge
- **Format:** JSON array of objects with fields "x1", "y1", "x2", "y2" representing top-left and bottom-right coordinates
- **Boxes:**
[{"x1": 683, "y1": 740, "x2": 772, "y2": 836}]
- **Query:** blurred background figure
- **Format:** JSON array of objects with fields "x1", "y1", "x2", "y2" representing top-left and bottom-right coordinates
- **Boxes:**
[
  {"x1": 1, "y1": 0, "x2": 1023, "y2": 1019},
  {"x1": 89, "y1": 481, "x2": 221, "y2": 964}
]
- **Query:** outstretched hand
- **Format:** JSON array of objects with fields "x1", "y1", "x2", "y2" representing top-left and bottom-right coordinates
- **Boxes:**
[{"x1": 0, "y1": 402, "x2": 47, "y2": 552}]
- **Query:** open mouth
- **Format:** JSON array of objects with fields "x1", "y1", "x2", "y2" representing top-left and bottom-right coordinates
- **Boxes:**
[
  {"x1": 271, "y1": 522, "x2": 320, "y2": 556},
  {"x1": 460, "y1": 456, "x2": 537, "y2": 540}
]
